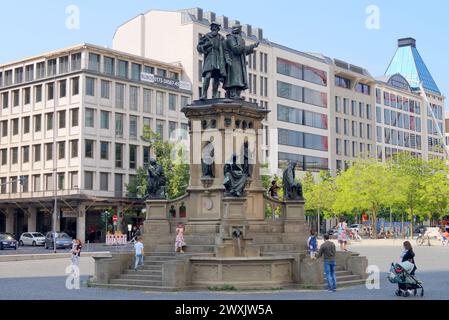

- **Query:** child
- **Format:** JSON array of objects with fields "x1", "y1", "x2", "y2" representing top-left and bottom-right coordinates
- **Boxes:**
[
  {"x1": 175, "y1": 223, "x2": 185, "y2": 253},
  {"x1": 307, "y1": 230, "x2": 318, "y2": 258},
  {"x1": 134, "y1": 237, "x2": 144, "y2": 271}
]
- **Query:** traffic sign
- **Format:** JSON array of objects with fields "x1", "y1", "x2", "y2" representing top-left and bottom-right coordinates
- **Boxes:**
[{"x1": 113, "y1": 215, "x2": 118, "y2": 222}]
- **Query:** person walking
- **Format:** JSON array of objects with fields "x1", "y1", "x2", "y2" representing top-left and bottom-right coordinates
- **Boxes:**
[
  {"x1": 134, "y1": 237, "x2": 144, "y2": 271},
  {"x1": 307, "y1": 230, "x2": 318, "y2": 258},
  {"x1": 70, "y1": 239, "x2": 82, "y2": 270},
  {"x1": 336, "y1": 218, "x2": 349, "y2": 251},
  {"x1": 175, "y1": 223, "x2": 185, "y2": 253},
  {"x1": 401, "y1": 241, "x2": 417, "y2": 275},
  {"x1": 313, "y1": 234, "x2": 337, "y2": 292}
]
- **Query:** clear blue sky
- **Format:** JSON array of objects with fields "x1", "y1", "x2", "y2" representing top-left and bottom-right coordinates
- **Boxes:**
[{"x1": 1, "y1": 0, "x2": 447, "y2": 103}]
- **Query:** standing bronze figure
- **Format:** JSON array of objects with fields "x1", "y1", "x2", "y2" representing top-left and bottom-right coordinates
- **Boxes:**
[
  {"x1": 197, "y1": 23, "x2": 227, "y2": 100},
  {"x1": 223, "y1": 24, "x2": 259, "y2": 99},
  {"x1": 282, "y1": 162, "x2": 303, "y2": 200},
  {"x1": 146, "y1": 158, "x2": 167, "y2": 199}
]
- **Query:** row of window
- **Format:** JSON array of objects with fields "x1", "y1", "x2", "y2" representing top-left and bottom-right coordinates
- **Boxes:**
[
  {"x1": 379, "y1": 127, "x2": 422, "y2": 150},
  {"x1": 336, "y1": 138, "x2": 373, "y2": 157},
  {"x1": 247, "y1": 73, "x2": 268, "y2": 97},
  {"x1": 277, "y1": 58, "x2": 327, "y2": 87},
  {"x1": 1, "y1": 77, "x2": 80, "y2": 109},
  {"x1": 335, "y1": 76, "x2": 371, "y2": 95},
  {"x1": 277, "y1": 81, "x2": 327, "y2": 108},
  {"x1": 427, "y1": 104, "x2": 444, "y2": 121},
  {"x1": 0, "y1": 53, "x2": 81, "y2": 87},
  {"x1": 376, "y1": 146, "x2": 422, "y2": 161},
  {"x1": 278, "y1": 152, "x2": 328, "y2": 172},
  {"x1": 278, "y1": 128, "x2": 328, "y2": 152},
  {"x1": 335, "y1": 97, "x2": 372, "y2": 120},
  {"x1": 247, "y1": 51, "x2": 269, "y2": 74},
  {"x1": 376, "y1": 89, "x2": 422, "y2": 115},
  {"x1": 0, "y1": 109, "x2": 79, "y2": 139},
  {"x1": 378, "y1": 107, "x2": 422, "y2": 132},
  {"x1": 277, "y1": 104, "x2": 328, "y2": 129},
  {"x1": 335, "y1": 118, "x2": 373, "y2": 140}
]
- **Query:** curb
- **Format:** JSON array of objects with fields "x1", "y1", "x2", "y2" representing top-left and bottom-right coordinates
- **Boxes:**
[{"x1": 0, "y1": 252, "x2": 112, "y2": 262}]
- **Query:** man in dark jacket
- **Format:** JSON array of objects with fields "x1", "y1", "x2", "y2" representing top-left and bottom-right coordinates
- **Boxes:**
[{"x1": 314, "y1": 233, "x2": 337, "y2": 292}]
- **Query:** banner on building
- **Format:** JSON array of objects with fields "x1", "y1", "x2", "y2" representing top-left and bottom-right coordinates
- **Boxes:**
[{"x1": 141, "y1": 72, "x2": 192, "y2": 91}]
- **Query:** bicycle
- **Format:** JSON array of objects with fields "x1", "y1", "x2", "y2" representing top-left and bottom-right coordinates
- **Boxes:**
[{"x1": 416, "y1": 234, "x2": 431, "y2": 246}]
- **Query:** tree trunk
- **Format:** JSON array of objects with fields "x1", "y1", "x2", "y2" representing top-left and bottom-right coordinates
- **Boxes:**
[{"x1": 410, "y1": 207, "x2": 414, "y2": 239}]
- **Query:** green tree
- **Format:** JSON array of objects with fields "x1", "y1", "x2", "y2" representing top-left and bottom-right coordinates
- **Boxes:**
[
  {"x1": 420, "y1": 159, "x2": 449, "y2": 221},
  {"x1": 333, "y1": 159, "x2": 398, "y2": 238}
]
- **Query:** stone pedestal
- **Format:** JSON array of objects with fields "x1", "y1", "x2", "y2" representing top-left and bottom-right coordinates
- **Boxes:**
[{"x1": 143, "y1": 200, "x2": 171, "y2": 253}]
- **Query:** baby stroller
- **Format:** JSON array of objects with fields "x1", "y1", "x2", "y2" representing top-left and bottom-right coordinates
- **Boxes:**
[{"x1": 388, "y1": 261, "x2": 424, "y2": 297}]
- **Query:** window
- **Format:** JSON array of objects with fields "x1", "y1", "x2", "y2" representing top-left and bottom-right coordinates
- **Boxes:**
[
  {"x1": 25, "y1": 65, "x2": 34, "y2": 81},
  {"x1": 86, "y1": 77, "x2": 95, "y2": 96},
  {"x1": 13, "y1": 90, "x2": 19, "y2": 107},
  {"x1": 35, "y1": 85, "x2": 42, "y2": 102},
  {"x1": 336, "y1": 117, "x2": 341, "y2": 134},
  {"x1": 45, "y1": 174, "x2": 53, "y2": 191},
  {"x1": 71, "y1": 53, "x2": 81, "y2": 71},
  {"x1": 12, "y1": 118, "x2": 19, "y2": 135},
  {"x1": 33, "y1": 144, "x2": 41, "y2": 162},
  {"x1": 130, "y1": 116, "x2": 138, "y2": 139},
  {"x1": 11, "y1": 147, "x2": 19, "y2": 164},
  {"x1": 85, "y1": 140, "x2": 94, "y2": 158},
  {"x1": 367, "y1": 124, "x2": 372, "y2": 140},
  {"x1": 115, "y1": 83, "x2": 125, "y2": 108},
  {"x1": 376, "y1": 88, "x2": 382, "y2": 104},
  {"x1": 156, "y1": 120, "x2": 164, "y2": 139},
  {"x1": 24, "y1": 87, "x2": 31, "y2": 104},
  {"x1": 71, "y1": 77, "x2": 79, "y2": 95},
  {"x1": 71, "y1": 108, "x2": 79, "y2": 127},
  {"x1": 1, "y1": 92, "x2": 8, "y2": 109},
  {"x1": 11, "y1": 177, "x2": 17, "y2": 193},
  {"x1": 115, "y1": 113, "x2": 124, "y2": 137},
  {"x1": 156, "y1": 91, "x2": 165, "y2": 115},
  {"x1": 352, "y1": 121, "x2": 357, "y2": 137},
  {"x1": 277, "y1": 104, "x2": 328, "y2": 129},
  {"x1": 335, "y1": 76, "x2": 351, "y2": 89},
  {"x1": 376, "y1": 106, "x2": 381, "y2": 124},
  {"x1": 70, "y1": 171, "x2": 78, "y2": 189},
  {"x1": 58, "y1": 173, "x2": 65, "y2": 190},
  {"x1": 118, "y1": 60, "x2": 128, "y2": 78},
  {"x1": 100, "y1": 111, "x2": 109, "y2": 129},
  {"x1": 100, "y1": 173, "x2": 109, "y2": 191},
  {"x1": 36, "y1": 62, "x2": 45, "y2": 79},
  {"x1": 1, "y1": 121, "x2": 7, "y2": 137},
  {"x1": 143, "y1": 117, "x2": 152, "y2": 130},
  {"x1": 277, "y1": 58, "x2": 327, "y2": 86},
  {"x1": 278, "y1": 128, "x2": 328, "y2": 151},
  {"x1": 359, "y1": 123, "x2": 364, "y2": 138},
  {"x1": 384, "y1": 109, "x2": 390, "y2": 126},
  {"x1": 143, "y1": 147, "x2": 150, "y2": 167},
  {"x1": 47, "y1": 59, "x2": 57, "y2": 76},
  {"x1": 303, "y1": 66, "x2": 327, "y2": 86},
  {"x1": 58, "y1": 110, "x2": 66, "y2": 129},
  {"x1": 344, "y1": 119, "x2": 349, "y2": 135},
  {"x1": 88, "y1": 53, "x2": 101, "y2": 72},
  {"x1": 115, "y1": 143, "x2": 123, "y2": 168},
  {"x1": 100, "y1": 142, "x2": 109, "y2": 160},
  {"x1": 336, "y1": 138, "x2": 342, "y2": 155},
  {"x1": 0, "y1": 149, "x2": 6, "y2": 165},
  {"x1": 85, "y1": 108, "x2": 94, "y2": 128},
  {"x1": 45, "y1": 143, "x2": 53, "y2": 161},
  {"x1": 101, "y1": 80, "x2": 110, "y2": 99},
  {"x1": 351, "y1": 100, "x2": 357, "y2": 116},
  {"x1": 143, "y1": 89, "x2": 152, "y2": 113},
  {"x1": 70, "y1": 140, "x2": 78, "y2": 158},
  {"x1": 157, "y1": 68, "x2": 167, "y2": 77},
  {"x1": 277, "y1": 81, "x2": 302, "y2": 102},
  {"x1": 22, "y1": 146, "x2": 29, "y2": 163},
  {"x1": 181, "y1": 123, "x2": 188, "y2": 140},
  {"x1": 59, "y1": 56, "x2": 69, "y2": 74},
  {"x1": 169, "y1": 121, "x2": 177, "y2": 140},
  {"x1": 377, "y1": 126, "x2": 382, "y2": 143},
  {"x1": 58, "y1": 141, "x2": 65, "y2": 159},
  {"x1": 131, "y1": 63, "x2": 141, "y2": 81},
  {"x1": 359, "y1": 102, "x2": 365, "y2": 118},
  {"x1": 47, "y1": 83, "x2": 54, "y2": 100},
  {"x1": 104, "y1": 57, "x2": 115, "y2": 75},
  {"x1": 23, "y1": 116, "x2": 30, "y2": 134},
  {"x1": 144, "y1": 65, "x2": 154, "y2": 74},
  {"x1": 355, "y1": 83, "x2": 370, "y2": 95},
  {"x1": 129, "y1": 145, "x2": 137, "y2": 169},
  {"x1": 4, "y1": 70, "x2": 13, "y2": 86},
  {"x1": 84, "y1": 172, "x2": 93, "y2": 190},
  {"x1": 130, "y1": 86, "x2": 139, "y2": 111},
  {"x1": 169, "y1": 94, "x2": 177, "y2": 111},
  {"x1": 33, "y1": 175, "x2": 41, "y2": 192}
]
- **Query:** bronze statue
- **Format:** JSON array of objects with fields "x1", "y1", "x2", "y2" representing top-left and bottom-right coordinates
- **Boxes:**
[
  {"x1": 282, "y1": 162, "x2": 303, "y2": 200},
  {"x1": 223, "y1": 24, "x2": 259, "y2": 99},
  {"x1": 224, "y1": 154, "x2": 248, "y2": 197},
  {"x1": 201, "y1": 141, "x2": 215, "y2": 178},
  {"x1": 146, "y1": 158, "x2": 166, "y2": 199},
  {"x1": 197, "y1": 23, "x2": 227, "y2": 100}
]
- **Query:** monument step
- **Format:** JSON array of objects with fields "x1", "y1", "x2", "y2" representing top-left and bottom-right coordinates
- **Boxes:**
[
  {"x1": 335, "y1": 274, "x2": 363, "y2": 282},
  {"x1": 124, "y1": 270, "x2": 162, "y2": 276},
  {"x1": 155, "y1": 244, "x2": 215, "y2": 253},
  {"x1": 110, "y1": 279, "x2": 163, "y2": 286},
  {"x1": 139, "y1": 265, "x2": 164, "y2": 271},
  {"x1": 117, "y1": 274, "x2": 162, "y2": 281},
  {"x1": 143, "y1": 256, "x2": 179, "y2": 261},
  {"x1": 183, "y1": 235, "x2": 217, "y2": 245},
  {"x1": 260, "y1": 244, "x2": 297, "y2": 252},
  {"x1": 146, "y1": 252, "x2": 177, "y2": 257},
  {"x1": 142, "y1": 260, "x2": 165, "y2": 265},
  {"x1": 90, "y1": 283, "x2": 178, "y2": 292}
]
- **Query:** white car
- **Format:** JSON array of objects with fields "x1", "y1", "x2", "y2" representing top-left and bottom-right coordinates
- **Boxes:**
[
  {"x1": 19, "y1": 232, "x2": 46, "y2": 246},
  {"x1": 349, "y1": 224, "x2": 362, "y2": 233}
]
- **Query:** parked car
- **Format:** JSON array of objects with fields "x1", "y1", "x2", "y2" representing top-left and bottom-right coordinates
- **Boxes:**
[
  {"x1": 44, "y1": 232, "x2": 73, "y2": 250},
  {"x1": 0, "y1": 233, "x2": 18, "y2": 250},
  {"x1": 349, "y1": 224, "x2": 362, "y2": 233},
  {"x1": 19, "y1": 232, "x2": 46, "y2": 246}
]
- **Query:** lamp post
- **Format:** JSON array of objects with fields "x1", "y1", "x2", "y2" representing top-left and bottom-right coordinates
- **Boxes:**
[{"x1": 52, "y1": 76, "x2": 58, "y2": 254}]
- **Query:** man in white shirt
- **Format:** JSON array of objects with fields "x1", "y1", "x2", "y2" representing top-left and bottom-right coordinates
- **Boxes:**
[{"x1": 134, "y1": 237, "x2": 144, "y2": 271}]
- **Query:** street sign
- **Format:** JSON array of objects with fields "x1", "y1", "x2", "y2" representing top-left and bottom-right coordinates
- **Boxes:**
[{"x1": 113, "y1": 215, "x2": 118, "y2": 222}]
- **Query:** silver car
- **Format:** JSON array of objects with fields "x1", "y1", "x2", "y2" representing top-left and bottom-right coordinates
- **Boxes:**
[
  {"x1": 19, "y1": 232, "x2": 46, "y2": 246},
  {"x1": 45, "y1": 232, "x2": 73, "y2": 250}
]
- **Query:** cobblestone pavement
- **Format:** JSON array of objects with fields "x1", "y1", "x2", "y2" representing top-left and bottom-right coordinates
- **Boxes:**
[{"x1": 0, "y1": 241, "x2": 448, "y2": 300}]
